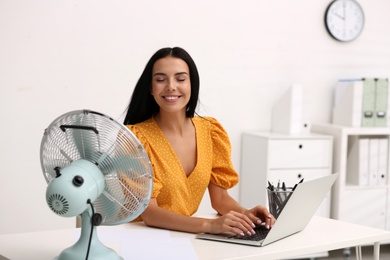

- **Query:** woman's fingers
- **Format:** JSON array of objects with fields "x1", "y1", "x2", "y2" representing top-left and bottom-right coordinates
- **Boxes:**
[
  {"x1": 223, "y1": 211, "x2": 256, "y2": 236},
  {"x1": 245, "y1": 206, "x2": 276, "y2": 229}
]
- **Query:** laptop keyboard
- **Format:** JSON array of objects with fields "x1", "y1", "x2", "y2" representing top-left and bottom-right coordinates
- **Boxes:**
[{"x1": 229, "y1": 224, "x2": 270, "y2": 241}]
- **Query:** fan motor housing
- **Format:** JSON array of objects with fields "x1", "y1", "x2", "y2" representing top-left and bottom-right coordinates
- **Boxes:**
[{"x1": 46, "y1": 159, "x2": 105, "y2": 217}]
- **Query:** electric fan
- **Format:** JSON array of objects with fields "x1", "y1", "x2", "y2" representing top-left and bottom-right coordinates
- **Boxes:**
[{"x1": 40, "y1": 109, "x2": 153, "y2": 260}]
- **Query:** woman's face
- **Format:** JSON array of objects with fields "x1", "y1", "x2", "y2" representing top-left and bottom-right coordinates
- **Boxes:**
[{"x1": 151, "y1": 57, "x2": 191, "y2": 115}]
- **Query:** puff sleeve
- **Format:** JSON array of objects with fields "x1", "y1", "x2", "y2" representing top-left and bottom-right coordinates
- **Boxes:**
[{"x1": 208, "y1": 117, "x2": 239, "y2": 189}]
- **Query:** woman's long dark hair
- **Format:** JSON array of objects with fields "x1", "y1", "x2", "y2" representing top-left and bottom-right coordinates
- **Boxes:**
[{"x1": 123, "y1": 47, "x2": 200, "y2": 125}]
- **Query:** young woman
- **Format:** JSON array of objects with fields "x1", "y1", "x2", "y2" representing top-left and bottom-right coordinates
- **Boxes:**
[{"x1": 124, "y1": 47, "x2": 275, "y2": 236}]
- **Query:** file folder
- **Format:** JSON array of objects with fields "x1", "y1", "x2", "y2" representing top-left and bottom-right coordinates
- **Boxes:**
[
  {"x1": 332, "y1": 78, "x2": 389, "y2": 127},
  {"x1": 369, "y1": 138, "x2": 379, "y2": 185},
  {"x1": 378, "y1": 138, "x2": 388, "y2": 185},
  {"x1": 332, "y1": 80, "x2": 363, "y2": 127},
  {"x1": 374, "y1": 78, "x2": 389, "y2": 127},
  {"x1": 271, "y1": 85, "x2": 306, "y2": 134},
  {"x1": 361, "y1": 78, "x2": 376, "y2": 127},
  {"x1": 347, "y1": 136, "x2": 369, "y2": 185}
]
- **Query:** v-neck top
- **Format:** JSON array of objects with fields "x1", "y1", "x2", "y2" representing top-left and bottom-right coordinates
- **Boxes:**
[{"x1": 127, "y1": 116, "x2": 239, "y2": 218}]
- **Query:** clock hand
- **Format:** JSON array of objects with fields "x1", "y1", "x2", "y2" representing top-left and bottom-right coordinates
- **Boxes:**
[
  {"x1": 334, "y1": 12, "x2": 345, "y2": 20},
  {"x1": 343, "y1": 1, "x2": 346, "y2": 21}
]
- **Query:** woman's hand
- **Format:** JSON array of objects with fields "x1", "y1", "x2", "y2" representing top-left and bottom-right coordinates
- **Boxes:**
[
  {"x1": 207, "y1": 210, "x2": 257, "y2": 236},
  {"x1": 244, "y1": 205, "x2": 276, "y2": 229},
  {"x1": 206, "y1": 206, "x2": 276, "y2": 236},
  {"x1": 207, "y1": 183, "x2": 276, "y2": 235}
]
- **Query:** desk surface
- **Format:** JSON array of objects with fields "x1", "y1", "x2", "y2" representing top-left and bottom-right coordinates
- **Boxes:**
[{"x1": 1, "y1": 216, "x2": 390, "y2": 260}]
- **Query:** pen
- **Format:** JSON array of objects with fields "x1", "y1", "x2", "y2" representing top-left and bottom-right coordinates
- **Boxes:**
[
  {"x1": 268, "y1": 181, "x2": 274, "y2": 191},
  {"x1": 292, "y1": 178, "x2": 304, "y2": 191}
]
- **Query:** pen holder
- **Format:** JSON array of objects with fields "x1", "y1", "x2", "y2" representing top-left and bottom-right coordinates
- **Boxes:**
[{"x1": 267, "y1": 188, "x2": 293, "y2": 219}]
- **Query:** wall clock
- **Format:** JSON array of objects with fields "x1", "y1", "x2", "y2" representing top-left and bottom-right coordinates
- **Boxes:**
[{"x1": 324, "y1": 0, "x2": 365, "y2": 42}]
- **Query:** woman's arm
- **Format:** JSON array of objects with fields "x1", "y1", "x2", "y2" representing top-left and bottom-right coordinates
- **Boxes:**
[
  {"x1": 208, "y1": 182, "x2": 246, "y2": 215},
  {"x1": 141, "y1": 198, "x2": 210, "y2": 233},
  {"x1": 140, "y1": 197, "x2": 258, "y2": 236}
]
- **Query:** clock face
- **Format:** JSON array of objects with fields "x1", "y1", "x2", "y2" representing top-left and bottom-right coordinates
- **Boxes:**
[{"x1": 325, "y1": 0, "x2": 365, "y2": 42}]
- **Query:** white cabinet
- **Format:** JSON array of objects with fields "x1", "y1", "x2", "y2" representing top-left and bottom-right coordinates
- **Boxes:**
[
  {"x1": 239, "y1": 132, "x2": 333, "y2": 218},
  {"x1": 311, "y1": 124, "x2": 390, "y2": 230}
]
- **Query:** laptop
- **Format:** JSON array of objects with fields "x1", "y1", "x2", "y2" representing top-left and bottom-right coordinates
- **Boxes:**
[{"x1": 196, "y1": 173, "x2": 338, "y2": 246}]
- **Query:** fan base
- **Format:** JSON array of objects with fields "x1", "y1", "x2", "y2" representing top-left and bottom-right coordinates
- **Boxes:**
[
  {"x1": 54, "y1": 242, "x2": 123, "y2": 260},
  {"x1": 55, "y1": 211, "x2": 123, "y2": 260},
  {"x1": 55, "y1": 251, "x2": 122, "y2": 260}
]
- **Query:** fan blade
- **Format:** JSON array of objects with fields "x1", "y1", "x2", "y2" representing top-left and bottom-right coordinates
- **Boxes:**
[
  {"x1": 95, "y1": 172, "x2": 151, "y2": 224},
  {"x1": 98, "y1": 154, "x2": 147, "y2": 176}
]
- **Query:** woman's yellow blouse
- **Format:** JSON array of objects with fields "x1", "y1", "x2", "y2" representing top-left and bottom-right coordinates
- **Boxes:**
[{"x1": 127, "y1": 116, "x2": 239, "y2": 218}]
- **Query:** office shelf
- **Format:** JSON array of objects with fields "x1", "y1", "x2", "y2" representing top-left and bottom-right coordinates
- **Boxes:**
[{"x1": 312, "y1": 123, "x2": 390, "y2": 231}]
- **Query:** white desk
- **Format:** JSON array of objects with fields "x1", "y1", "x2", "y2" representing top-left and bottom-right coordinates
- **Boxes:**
[{"x1": 1, "y1": 216, "x2": 390, "y2": 260}]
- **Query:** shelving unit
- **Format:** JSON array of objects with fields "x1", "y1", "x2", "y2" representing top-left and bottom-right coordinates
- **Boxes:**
[{"x1": 311, "y1": 124, "x2": 390, "y2": 230}]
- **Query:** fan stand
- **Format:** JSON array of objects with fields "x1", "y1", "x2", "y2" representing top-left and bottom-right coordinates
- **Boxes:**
[{"x1": 55, "y1": 210, "x2": 123, "y2": 260}]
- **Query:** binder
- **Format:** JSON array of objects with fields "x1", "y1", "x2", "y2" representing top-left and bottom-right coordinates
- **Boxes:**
[
  {"x1": 368, "y1": 138, "x2": 379, "y2": 185},
  {"x1": 332, "y1": 78, "x2": 390, "y2": 127},
  {"x1": 332, "y1": 80, "x2": 363, "y2": 127},
  {"x1": 374, "y1": 78, "x2": 389, "y2": 127},
  {"x1": 347, "y1": 136, "x2": 369, "y2": 185},
  {"x1": 271, "y1": 85, "x2": 305, "y2": 134},
  {"x1": 377, "y1": 138, "x2": 388, "y2": 185},
  {"x1": 361, "y1": 78, "x2": 376, "y2": 127}
]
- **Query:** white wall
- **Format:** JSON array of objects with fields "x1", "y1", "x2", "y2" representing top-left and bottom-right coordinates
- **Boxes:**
[{"x1": 1, "y1": 0, "x2": 389, "y2": 234}]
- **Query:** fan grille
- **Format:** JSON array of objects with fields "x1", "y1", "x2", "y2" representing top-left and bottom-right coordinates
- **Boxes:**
[
  {"x1": 47, "y1": 193, "x2": 69, "y2": 215},
  {"x1": 40, "y1": 110, "x2": 153, "y2": 225}
]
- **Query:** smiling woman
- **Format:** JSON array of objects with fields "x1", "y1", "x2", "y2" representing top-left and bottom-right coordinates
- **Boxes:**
[
  {"x1": 123, "y1": 47, "x2": 200, "y2": 125},
  {"x1": 151, "y1": 57, "x2": 191, "y2": 115},
  {"x1": 122, "y1": 47, "x2": 275, "y2": 237}
]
